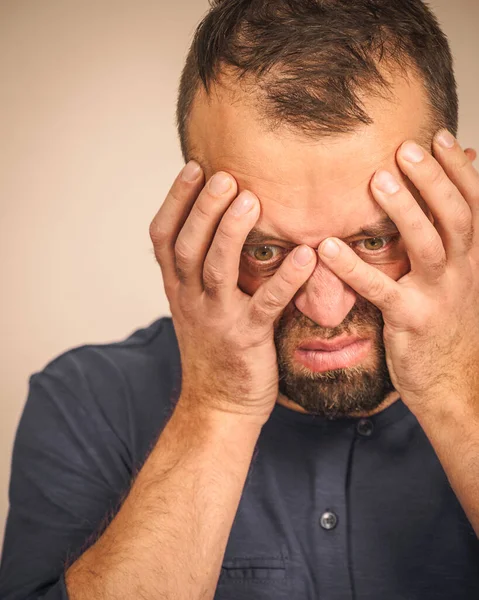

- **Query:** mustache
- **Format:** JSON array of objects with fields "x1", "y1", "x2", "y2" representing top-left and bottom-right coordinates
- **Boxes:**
[{"x1": 274, "y1": 298, "x2": 385, "y2": 345}]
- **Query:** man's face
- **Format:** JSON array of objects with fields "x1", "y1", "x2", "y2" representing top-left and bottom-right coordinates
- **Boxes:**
[{"x1": 188, "y1": 69, "x2": 433, "y2": 419}]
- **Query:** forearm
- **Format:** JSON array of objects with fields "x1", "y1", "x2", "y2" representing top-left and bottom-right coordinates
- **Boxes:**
[
  {"x1": 414, "y1": 398, "x2": 479, "y2": 537},
  {"x1": 65, "y1": 399, "x2": 263, "y2": 600}
]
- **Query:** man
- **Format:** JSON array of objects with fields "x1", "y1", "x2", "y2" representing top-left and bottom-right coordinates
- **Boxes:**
[{"x1": 1, "y1": 0, "x2": 479, "y2": 598}]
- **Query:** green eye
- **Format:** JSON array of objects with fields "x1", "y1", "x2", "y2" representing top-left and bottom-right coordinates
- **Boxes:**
[
  {"x1": 243, "y1": 245, "x2": 285, "y2": 269},
  {"x1": 356, "y1": 236, "x2": 396, "y2": 253},
  {"x1": 252, "y1": 246, "x2": 276, "y2": 261}
]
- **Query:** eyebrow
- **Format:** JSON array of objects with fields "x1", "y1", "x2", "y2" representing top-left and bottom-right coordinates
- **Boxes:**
[{"x1": 244, "y1": 216, "x2": 400, "y2": 247}]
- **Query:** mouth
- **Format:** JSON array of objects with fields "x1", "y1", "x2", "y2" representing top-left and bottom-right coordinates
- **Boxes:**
[
  {"x1": 298, "y1": 335, "x2": 364, "y2": 352},
  {"x1": 295, "y1": 337, "x2": 372, "y2": 373}
]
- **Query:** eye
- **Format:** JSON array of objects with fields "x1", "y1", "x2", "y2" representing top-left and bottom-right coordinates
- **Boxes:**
[
  {"x1": 242, "y1": 245, "x2": 286, "y2": 268},
  {"x1": 353, "y1": 235, "x2": 398, "y2": 254}
]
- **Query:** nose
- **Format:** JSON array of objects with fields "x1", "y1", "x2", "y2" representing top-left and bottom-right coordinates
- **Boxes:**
[{"x1": 293, "y1": 251, "x2": 358, "y2": 329}]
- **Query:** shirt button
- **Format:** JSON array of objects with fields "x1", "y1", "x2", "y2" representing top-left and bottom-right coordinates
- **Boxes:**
[
  {"x1": 357, "y1": 418, "x2": 374, "y2": 437},
  {"x1": 320, "y1": 511, "x2": 338, "y2": 530}
]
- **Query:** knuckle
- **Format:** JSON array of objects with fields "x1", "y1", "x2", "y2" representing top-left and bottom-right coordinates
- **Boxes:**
[
  {"x1": 428, "y1": 164, "x2": 447, "y2": 188},
  {"x1": 149, "y1": 219, "x2": 169, "y2": 245},
  {"x1": 260, "y1": 287, "x2": 284, "y2": 312},
  {"x1": 150, "y1": 233, "x2": 171, "y2": 266},
  {"x1": 151, "y1": 237, "x2": 171, "y2": 263},
  {"x1": 162, "y1": 276, "x2": 179, "y2": 300},
  {"x1": 419, "y1": 237, "x2": 447, "y2": 270},
  {"x1": 209, "y1": 244, "x2": 229, "y2": 267},
  {"x1": 206, "y1": 231, "x2": 231, "y2": 266},
  {"x1": 398, "y1": 198, "x2": 418, "y2": 219},
  {"x1": 277, "y1": 261, "x2": 299, "y2": 288},
  {"x1": 174, "y1": 239, "x2": 193, "y2": 265},
  {"x1": 452, "y1": 204, "x2": 472, "y2": 234},
  {"x1": 163, "y1": 280, "x2": 175, "y2": 298},
  {"x1": 169, "y1": 186, "x2": 190, "y2": 208},
  {"x1": 409, "y1": 218, "x2": 424, "y2": 231},
  {"x1": 344, "y1": 258, "x2": 360, "y2": 277},
  {"x1": 193, "y1": 199, "x2": 215, "y2": 221},
  {"x1": 202, "y1": 264, "x2": 226, "y2": 297},
  {"x1": 456, "y1": 152, "x2": 471, "y2": 172},
  {"x1": 442, "y1": 187, "x2": 457, "y2": 206},
  {"x1": 215, "y1": 223, "x2": 237, "y2": 246},
  {"x1": 364, "y1": 271, "x2": 385, "y2": 298}
]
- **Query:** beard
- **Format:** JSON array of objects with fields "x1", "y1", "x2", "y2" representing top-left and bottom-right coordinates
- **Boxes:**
[{"x1": 273, "y1": 296, "x2": 396, "y2": 420}]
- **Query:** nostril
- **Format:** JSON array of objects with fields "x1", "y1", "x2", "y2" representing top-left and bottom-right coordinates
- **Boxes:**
[{"x1": 293, "y1": 279, "x2": 358, "y2": 331}]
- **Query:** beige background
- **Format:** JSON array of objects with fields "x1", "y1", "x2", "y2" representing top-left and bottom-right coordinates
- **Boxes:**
[{"x1": 1, "y1": 0, "x2": 478, "y2": 552}]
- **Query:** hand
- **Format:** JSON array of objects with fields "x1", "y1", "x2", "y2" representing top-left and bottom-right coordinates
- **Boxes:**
[
  {"x1": 465, "y1": 148, "x2": 477, "y2": 163},
  {"x1": 150, "y1": 163, "x2": 317, "y2": 424},
  {"x1": 316, "y1": 131, "x2": 479, "y2": 413}
]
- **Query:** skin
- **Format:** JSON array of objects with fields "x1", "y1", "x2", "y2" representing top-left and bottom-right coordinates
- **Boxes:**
[
  {"x1": 65, "y1": 64, "x2": 479, "y2": 600},
  {"x1": 185, "y1": 68, "x2": 441, "y2": 418},
  {"x1": 169, "y1": 72, "x2": 479, "y2": 543}
]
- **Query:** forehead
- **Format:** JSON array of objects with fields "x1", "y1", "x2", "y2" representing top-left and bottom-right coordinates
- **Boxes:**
[{"x1": 188, "y1": 70, "x2": 432, "y2": 245}]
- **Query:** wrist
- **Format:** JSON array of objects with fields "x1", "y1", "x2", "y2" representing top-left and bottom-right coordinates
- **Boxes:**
[
  {"x1": 176, "y1": 393, "x2": 271, "y2": 430},
  {"x1": 169, "y1": 396, "x2": 264, "y2": 476},
  {"x1": 412, "y1": 391, "x2": 479, "y2": 441}
]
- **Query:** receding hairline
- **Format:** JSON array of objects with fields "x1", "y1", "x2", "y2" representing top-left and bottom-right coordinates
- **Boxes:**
[{"x1": 184, "y1": 63, "x2": 438, "y2": 166}]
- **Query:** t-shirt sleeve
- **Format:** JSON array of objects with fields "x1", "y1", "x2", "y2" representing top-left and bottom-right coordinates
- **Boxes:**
[{"x1": 0, "y1": 350, "x2": 134, "y2": 599}]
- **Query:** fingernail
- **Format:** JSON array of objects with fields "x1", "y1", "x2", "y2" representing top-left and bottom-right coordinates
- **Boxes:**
[
  {"x1": 230, "y1": 191, "x2": 256, "y2": 216},
  {"x1": 401, "y1": 142, "x2": 425, "y2": 163},
  {"x1": 436, "y1": 129, "x2": 456, "y2": 149},
  {"x1": 181, "y1": 160, "x2": 202, "y2": 182},
  {"x1": 294, "y1": 245, "x2": 314, "y2": 266},
  {"x1": 320, "y1": 239, "x2": 340, "y2": 259},
  {"x1": 209, "y1": 172, "x2": 232, "y2": 196},
  {"x1": 374, "y1": 170, "x2": 401, "y2": 194}
]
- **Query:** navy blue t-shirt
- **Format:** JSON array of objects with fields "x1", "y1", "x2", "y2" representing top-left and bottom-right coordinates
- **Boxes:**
[{"x1": 0, "y1": 317, "x2": 478, "y2": 599}]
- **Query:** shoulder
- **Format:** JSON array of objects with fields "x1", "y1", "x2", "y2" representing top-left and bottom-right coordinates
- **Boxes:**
[
  {"x1": 25, "y1": 316, "x2": 181, "y2": 468},
  {"x1": 37, "y1": 315, "x2": 179, "y2": 384}
]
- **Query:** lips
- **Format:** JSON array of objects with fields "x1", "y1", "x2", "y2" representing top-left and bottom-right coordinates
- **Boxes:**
[
  {"x1": 299, "y1": 336, "x2": 363, "y2": 352},
  {"x1": 295, "y1": 338, "x2": 372, "y2": 372}
]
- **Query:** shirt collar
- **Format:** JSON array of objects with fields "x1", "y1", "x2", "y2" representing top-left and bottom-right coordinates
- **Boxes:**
[{"x1": 271, "y1": 396, "x2": 411, "y2": 430}]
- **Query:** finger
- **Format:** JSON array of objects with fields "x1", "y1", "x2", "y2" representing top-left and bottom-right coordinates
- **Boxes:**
[
  {"x1": 465, "y1": 148, "x2": 477, "y2": 163},
  {"x1": 149, "y1": 161, "x2": 205, "y2": 292},
  {"x1": 317, "y1": 239, "x2": 403, "y2": 317},
  {"x1": 202, "y1": 191, "x2": 260, "y2": 300},
  {"x1": 174, "y1": 172, "x2": 238, "y2": 291},
  {"x1": 396, "y1": 140, "x2": 473, "y2": 262},
  {"x1": 371, "y1": 169, "x2": 447, "y2": 281},
  {"x1": 247, "y1": 246, "x2": 317, "y2": 328},
  {"x1": 432, "y1": 130, "x2": 479, "y2": 224}
]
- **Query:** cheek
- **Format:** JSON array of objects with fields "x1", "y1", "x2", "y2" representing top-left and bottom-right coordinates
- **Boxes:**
[
  {"x1": 377, "y1": 242, "x2": 411, "y2": 281},
  {"x1": 238, "y1": 269, "x2": 268, "y2": 296}
]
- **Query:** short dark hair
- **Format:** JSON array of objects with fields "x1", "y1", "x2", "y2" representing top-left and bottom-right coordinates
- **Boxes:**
[{"x1": 176, "y1": 0, "x2": 458, "y2": 161}]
